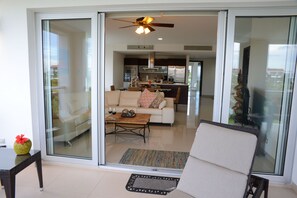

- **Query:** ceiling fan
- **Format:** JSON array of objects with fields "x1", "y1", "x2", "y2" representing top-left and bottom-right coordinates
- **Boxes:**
[{"x1": 114, "y1": 16, "x2": 174, "y2": 34}]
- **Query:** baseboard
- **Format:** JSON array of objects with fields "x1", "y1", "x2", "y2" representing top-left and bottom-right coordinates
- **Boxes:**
[{"x1": 292, "y1": 182, "x2": 297, "y2": 194}]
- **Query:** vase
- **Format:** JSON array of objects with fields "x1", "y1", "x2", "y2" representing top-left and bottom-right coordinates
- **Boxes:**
[{"x1": 13, "y1": 139, "x2": 32, "y2": 155}]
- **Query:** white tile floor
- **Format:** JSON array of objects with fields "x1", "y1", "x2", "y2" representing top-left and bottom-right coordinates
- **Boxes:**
[
  {"x1": 1, "y1": 162, "x2": 296, "y2": 198},
  {"x1": 53, "y1": 93, "x2": 274, "y2": 172}
]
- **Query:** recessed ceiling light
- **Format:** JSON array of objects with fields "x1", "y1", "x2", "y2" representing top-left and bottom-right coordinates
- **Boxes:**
[{"x1": 158, "y1": 37, "x2": 163, "y2": 41}]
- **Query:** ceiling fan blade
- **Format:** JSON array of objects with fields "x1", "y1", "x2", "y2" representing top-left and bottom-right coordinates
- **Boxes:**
[
  {"x1": 150, "y1": 23, "x2": 174, "y2": 28},
  {"x1": 119, "y1": 25, "x2": 137, "y2": 28},
  {"x1": 143, "y1": 16, "x2": 154, "y2": 24},
  {"x1": 147, "y1": 26, "x2": 155, "y2": 32},
  {"x1": 112, "y1": 18, "x2": 134, "y2": 23},
  {"x1": 136, "y1": 17, "x2": 145, "y2": 22}
]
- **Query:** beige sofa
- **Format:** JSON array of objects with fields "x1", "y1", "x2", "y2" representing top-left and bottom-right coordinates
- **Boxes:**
[
  {"x1": 105, "y1": 90, "x2": 175, "y2": 125},
  {"x1": 53, "y1": 92, "x2": 91, "y2": 145}
]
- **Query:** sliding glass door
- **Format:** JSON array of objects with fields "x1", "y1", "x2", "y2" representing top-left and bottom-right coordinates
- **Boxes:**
[
  {"x1": 40, "y1": 13, "x2": 99, "y2": 163},
  {"x1": 222, "y1": 9, "x2": 297, "y2": 176}
]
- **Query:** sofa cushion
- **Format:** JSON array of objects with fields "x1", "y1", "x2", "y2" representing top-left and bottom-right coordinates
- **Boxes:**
[
  {"x1": 119, "y1": 91, "x2": 141, "y2": 107},
  {"x1": 137, "y1": 107, "x2": 162, "y2": 115},
  {"x1": 105, "y1": 90, "x2": 121, "y2": 106},
  {"x1": 150, "y1": 91, "x2": 165, "y2": 108},
  {"x1": 139, "y1": 88, "x2": 157, "y2": 108},
  {"x1": 114, "y1": 106, "x2": 137, "y2": 113},
  {"x1": 119, "y1": 98, "x2": 139, "y2": 107}
]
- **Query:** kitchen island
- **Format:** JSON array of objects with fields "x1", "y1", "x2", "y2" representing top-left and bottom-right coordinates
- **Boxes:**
[{"x1": 140, "y1": 82, "x2": 188, "y2": 105}]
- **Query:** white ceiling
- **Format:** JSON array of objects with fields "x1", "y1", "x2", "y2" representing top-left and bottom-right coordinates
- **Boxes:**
[{"x1": 105, "y1": 13, "x2": 218, "y2": 59}]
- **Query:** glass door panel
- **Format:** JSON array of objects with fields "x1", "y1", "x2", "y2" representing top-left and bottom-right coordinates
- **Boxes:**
[
  {"x1": 225, "y1": 16, "x2": 297, "y2": 174},
  {"x1": 42, "y1": 19, "x2": 92, "y2": 159}
]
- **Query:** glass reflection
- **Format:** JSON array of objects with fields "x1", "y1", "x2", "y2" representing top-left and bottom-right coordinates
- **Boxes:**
[
  {"x1": 42, "y1": 19, "x2": 92, "y2": 159},
  {"x1": 229, "y1": 17, "x2": 297, "y2": 174}
]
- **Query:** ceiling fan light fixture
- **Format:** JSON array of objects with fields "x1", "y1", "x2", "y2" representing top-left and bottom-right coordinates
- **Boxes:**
[
  {"x1": 135, "y1": 26, "x2": 144, "y2": 34},
  {"x1": 116, "y1": 16, "x2": 174, "y2": 34},
  {"x1": 144, "y1": 27, "x2": 150, "y2": 34}
]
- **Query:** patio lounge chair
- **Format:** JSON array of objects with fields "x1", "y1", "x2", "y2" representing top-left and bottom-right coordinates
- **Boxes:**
[{"x1": 166, "y1": 120, "x2": 268, "y2": 198}]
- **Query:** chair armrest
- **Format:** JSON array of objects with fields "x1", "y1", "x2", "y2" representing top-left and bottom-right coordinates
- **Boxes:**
[{"x1": 164, "y1": 97, "x2": 174, "y2": 108}]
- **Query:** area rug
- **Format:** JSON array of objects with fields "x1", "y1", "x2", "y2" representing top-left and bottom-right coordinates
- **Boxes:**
[
  {"x1": 126, "y1": 173, "x2": 180, "y2": 195},
  {"x1": 119, "y1": 148, "x2": 189, "y2": 169}
]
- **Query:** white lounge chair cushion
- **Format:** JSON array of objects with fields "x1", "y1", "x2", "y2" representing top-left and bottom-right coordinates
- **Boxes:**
[
  {"x1": 191, "y1": 123, "x2": 257, "y2": 175},
  {"x1": 177, "y1": 156, "x2": 248, "y2": 198},
  {"x1": 166, "y1": 122, "x2": 258, "y2": 198},
  {"x1": 166, "y1": 189, "x2": 194, "y2": 198}
]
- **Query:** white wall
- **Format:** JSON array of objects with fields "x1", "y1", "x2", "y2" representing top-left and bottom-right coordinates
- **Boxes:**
[
  {"x1": 293, "y1": 142, "x2": 297, "y2": 184},
  {"x1": 113, "y1": 52, "x2": 125, "y2": 90},
  {"x1": 201, "y1": 58, "x2": 216, "y2": 96},
  {"x1": 0, "y1": 3, "x2": 34, "y2": 147},
  {"x1": 0, "y1": 0, "x2": 297, "y2": 183}
]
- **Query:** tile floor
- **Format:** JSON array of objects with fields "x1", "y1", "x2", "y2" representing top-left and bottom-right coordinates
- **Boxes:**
[
  {"x1": 105, "y1": 92, "x2": 213, "y2": 164},
  {"x1": 1, "y1": 162, "x2": 296, "y2": 198},
  {"x1": 53, "y1": 92, "x2": 274, "y2": 172},
  {"x1": 105, "y1": 94, "x2": 274, "y2": 173}
]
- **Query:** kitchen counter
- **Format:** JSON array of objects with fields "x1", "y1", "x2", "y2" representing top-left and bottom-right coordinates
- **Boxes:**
[
  {"x1": 139, "y1": 82, "x2": 188, "y2": 86},
  {"x1": 140, "y1": 82, "x2": 188, "y2": 104}
]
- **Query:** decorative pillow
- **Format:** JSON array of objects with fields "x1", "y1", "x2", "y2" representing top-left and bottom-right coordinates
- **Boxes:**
[
  {"x1": 139, "y1": 88, "x2": 157, "y2": 108},
  {"x1": 150, "y1": 92, "x2": 165, "y2": 108},
  {"x1": 158, "y1": 100, "x2": 167, "y2": 109}
]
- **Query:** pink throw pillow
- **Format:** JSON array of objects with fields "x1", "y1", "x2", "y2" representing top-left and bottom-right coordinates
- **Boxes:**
[{"x1": 139, "y1": 88, "x2": 157, "y2": 108}]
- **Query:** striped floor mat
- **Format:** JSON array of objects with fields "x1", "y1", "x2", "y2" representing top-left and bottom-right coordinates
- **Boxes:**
[{"x1": 119, "y1": 148, "x2": 189, "y2": 169}]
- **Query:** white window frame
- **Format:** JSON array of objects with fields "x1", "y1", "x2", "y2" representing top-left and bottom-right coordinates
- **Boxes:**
[
  {"x1": 222, "y1": 8, "x2": 297, "y2": 183},
  {"x1": 213, "y1": 10, "x2": 228, "y2": 122}
]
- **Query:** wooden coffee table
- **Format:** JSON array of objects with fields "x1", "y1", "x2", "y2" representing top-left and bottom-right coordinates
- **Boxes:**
[{"x1": 105, "y1": 113, "x2": 151, "y2": 143}]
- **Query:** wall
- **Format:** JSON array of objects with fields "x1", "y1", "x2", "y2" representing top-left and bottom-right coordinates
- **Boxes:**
[
  {"x1": 0, "y1": 3, "x2": 34, "y2": 147},
  {"x1": 293, "y1": 143, "x2": 297, "y2": 185},
  {"x1": 0, "y1": 0, "x2": 297, "y2": 183},
  {"x1": 201, "y1": 58, "x2": 216, "y2": 97},
  {"x1": 113, "y1": 52, "x2": 125, "y2": 90}
]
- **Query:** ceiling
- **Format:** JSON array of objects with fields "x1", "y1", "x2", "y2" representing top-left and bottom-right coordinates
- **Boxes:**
[{"x1": 105, "y1": 12, "x2": 218, "y2": 59}]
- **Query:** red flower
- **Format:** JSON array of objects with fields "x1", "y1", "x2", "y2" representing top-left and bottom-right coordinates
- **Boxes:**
[{"x1": 15, "y1": 134, "x2": 29, "y2": 145}]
